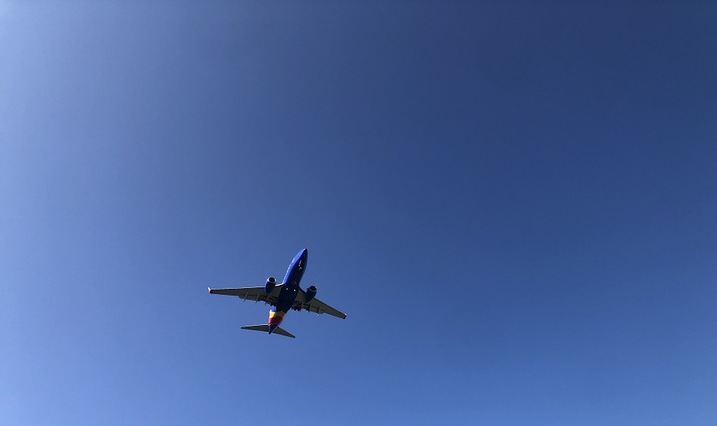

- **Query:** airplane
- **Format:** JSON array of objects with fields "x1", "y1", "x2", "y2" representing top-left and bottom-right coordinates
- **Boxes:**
[{"x1": 208, "y1": 248, "x2": 347, "y2": 338}]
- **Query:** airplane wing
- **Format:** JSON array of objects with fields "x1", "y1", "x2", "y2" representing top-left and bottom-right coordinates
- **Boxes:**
[
  {"x1": 293, "y1": 289, "x2": 347, "y2": 319},
  {"x1": 208, "y1": 286, "x2": 281, "y2": 306}
]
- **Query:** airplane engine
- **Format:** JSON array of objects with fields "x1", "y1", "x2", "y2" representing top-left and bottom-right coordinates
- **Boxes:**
[
  {"x1": 265, "y1": 277, "x2": 276, "y2": 294},
  {"x1": 305, "y1": 285, "x2": 317, "y2": 303}
]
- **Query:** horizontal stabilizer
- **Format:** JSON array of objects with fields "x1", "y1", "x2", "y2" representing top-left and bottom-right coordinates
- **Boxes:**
[{"x1": 241, "y1": 324, "x2": 295, "y2": 338}]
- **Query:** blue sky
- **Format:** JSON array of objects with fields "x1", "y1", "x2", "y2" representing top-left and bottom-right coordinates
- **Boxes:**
[{"x1": 2, "y1": 1, "x2": 716, "y2": 425}]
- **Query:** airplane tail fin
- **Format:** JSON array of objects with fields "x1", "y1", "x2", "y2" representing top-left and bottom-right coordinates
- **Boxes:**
[{"x1": 241, "y1": 324, "x2": 296, "y2": 338}]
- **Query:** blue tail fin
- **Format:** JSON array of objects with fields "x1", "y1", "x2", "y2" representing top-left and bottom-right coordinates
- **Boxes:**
[{"x1": 241, "y1": 324, "x2": 295, "y2": 338}]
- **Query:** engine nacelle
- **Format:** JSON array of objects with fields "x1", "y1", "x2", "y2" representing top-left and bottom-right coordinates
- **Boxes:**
[
  {"x1": 265, "y1": 277, "x2": 276, "y2": 294},
  {"x1": 305, "y1": 285, "x2": 317, "y2": 303}
]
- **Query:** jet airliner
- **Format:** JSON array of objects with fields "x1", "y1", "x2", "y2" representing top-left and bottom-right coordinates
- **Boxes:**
[{"x1": 208, "y1": 248, "x2": 346, "y2": 338}]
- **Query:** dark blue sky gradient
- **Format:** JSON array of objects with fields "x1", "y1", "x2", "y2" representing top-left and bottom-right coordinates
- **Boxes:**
[{"x1": 2, "y1": 2, "x2": 716, "y2": 425}]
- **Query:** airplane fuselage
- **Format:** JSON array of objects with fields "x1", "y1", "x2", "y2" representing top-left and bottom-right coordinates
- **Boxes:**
[{"x1": 268, "y1": 248, "x2": 308, "y2": 333}]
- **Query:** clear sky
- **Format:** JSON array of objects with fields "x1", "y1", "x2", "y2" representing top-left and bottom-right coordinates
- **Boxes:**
[{"x1": 1, "y1": 1, "x2": 716, "y2": 425}]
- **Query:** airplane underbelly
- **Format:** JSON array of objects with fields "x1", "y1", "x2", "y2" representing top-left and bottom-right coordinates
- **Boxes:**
[{"x1": 276, "y1": 285, "x2": 298, "y2": 311}]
